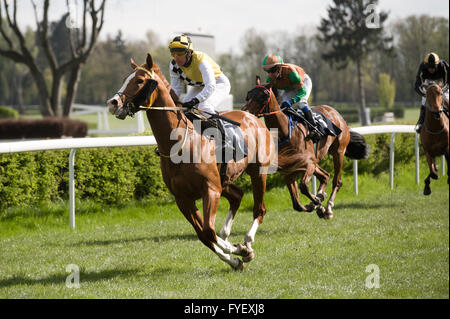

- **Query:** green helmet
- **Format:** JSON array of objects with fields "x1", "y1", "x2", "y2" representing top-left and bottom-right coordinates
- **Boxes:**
[{"x1": 262, "y1": 54, "x2": 284, "y2": 70}]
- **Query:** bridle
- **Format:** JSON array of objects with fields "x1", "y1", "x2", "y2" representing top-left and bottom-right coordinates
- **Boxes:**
[
  {"x1": 248, "y1": 85, "x2": 284, "y2": 117},
  {"x1": 116, "y1": 66, "x2": 190, "y2": 158},
  {"x1": 423, "y1": 82, "x2": 448, "y2": 134}
]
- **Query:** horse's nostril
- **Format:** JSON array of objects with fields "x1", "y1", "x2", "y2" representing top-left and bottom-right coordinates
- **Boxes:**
[{"x1": 112, "y1": 99, "x2": 118, "y2": 106}]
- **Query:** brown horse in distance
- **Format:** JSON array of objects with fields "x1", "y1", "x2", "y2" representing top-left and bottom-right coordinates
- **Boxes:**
[
  {"x1": 418, "y1": 81, "x2": 449, "y2": 195},
  {"x1": 107, "y1": 53, "x2": 276, "y2": 270},
  {"x1": 242, "y1": 78, "x2": 369, "y2": 219}
]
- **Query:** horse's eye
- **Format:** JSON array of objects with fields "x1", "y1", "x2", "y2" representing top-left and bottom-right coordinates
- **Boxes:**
[{"x1": 136, "y1": 79, "x2": 144, "y2": 84}]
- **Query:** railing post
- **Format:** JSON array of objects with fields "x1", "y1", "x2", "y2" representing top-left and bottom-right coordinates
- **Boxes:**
[
  {"x1": 353, "y1": 160, "x2": 358, "y2": 195},
  {"x1": 390, "y1": 133, "x2": 396, "y2": 189},
  {"x1": 69, "y1": 149, "x2": 76, "y2": 229},
  {"x1": 415, "y1": 133, "x2": 420, "y2": 184}
]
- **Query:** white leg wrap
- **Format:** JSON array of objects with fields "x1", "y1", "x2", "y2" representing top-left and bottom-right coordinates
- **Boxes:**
[
  {"x1": 244, "y1": 219, "x2": 260, "y2": 245},
  {"x1": 219, "y1": 210, "x2": 234, "y2": 240},
  {"x1": 212, "y1": 243, "x2": 240, "y2": 268}
]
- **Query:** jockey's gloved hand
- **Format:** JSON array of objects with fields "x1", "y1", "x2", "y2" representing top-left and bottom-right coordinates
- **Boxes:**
[
  {"x1": 281, "y1": 100, "x2": 293, "y2": 108},
  {"x1": 182, "y1": 98, "x2": 200, "y2": 110}
]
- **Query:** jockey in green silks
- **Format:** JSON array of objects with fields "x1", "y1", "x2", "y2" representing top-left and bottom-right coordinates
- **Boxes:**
[{"x1": 262, "y1": 54, "x2": 319, "y2": 141}]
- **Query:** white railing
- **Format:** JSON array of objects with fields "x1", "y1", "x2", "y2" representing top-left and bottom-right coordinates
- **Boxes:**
[
  {"x1": 0, "y1": 136, "x2": 156, "y2": 229},
  {"x1": 0, "y1": 125, "x2": 446, "y2": 228}
]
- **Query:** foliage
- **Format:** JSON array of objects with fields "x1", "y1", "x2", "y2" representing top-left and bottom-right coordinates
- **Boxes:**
[
  {"x1": 0, "y1": 130, "x2": 423, "y2": 209},
  {"x1": 0, "y1": 106, "x2": 18, "y2": 118},
  {"x1": 377, "y1": 73, "x2": 396, "y2": 110},
  {"x1": 0, "y1": 146, "x2": 169, "y2": 210}
]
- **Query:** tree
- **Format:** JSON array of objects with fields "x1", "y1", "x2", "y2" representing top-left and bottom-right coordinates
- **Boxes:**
[
  {"x1": 377, "y1": 72, "x2": 395, "y2": 110},
  {"x1": 0, "y1": 0, "x2": 106, "y2": 117},
  {"x1": 317, "y1": 0, "x2": 393, "y2": 125}
]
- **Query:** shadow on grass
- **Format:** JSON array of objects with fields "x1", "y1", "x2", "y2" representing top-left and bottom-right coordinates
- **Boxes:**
[
  {"x1": 334, "y1": 201, "x2": 402, "y2": 210},
  {"x1": 64, "y1": 227, "x2": 271, "y2": 247},
  {"x1": 0, "y1": 268, "x2": 139, "y2": 288}
]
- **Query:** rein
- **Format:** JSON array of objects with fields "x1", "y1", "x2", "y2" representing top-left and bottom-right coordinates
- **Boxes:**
[
  {"x1": 254, "y1": 85, "x2": 284, "y2": 117},
  {"x1": 423, "y1": 82, "x2": 447, "y2": 135}
]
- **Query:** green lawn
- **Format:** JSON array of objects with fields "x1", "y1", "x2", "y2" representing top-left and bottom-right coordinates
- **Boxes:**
[{"x1": 0, "y1": 163, "x2": 448, "y2": 299}]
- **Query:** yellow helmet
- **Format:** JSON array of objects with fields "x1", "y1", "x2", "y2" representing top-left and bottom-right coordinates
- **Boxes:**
[
  {"x1": 424, "y1": 52, "x2": 439, "y2": 68},
  {"x1": 168, "y1": 34, "x2": 194, "y2": 52}
]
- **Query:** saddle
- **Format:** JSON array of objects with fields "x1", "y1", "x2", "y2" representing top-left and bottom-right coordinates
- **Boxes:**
[{"x1": 283, "y1": 107, "x2": 342, "y2": 143}]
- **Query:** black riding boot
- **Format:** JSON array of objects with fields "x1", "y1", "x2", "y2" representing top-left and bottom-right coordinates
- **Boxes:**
[
  {"x1": 416, "y1": 105, "x2": 426, "y2": 133},
  {"x1": 303, "y1": 109, "x2": 320, "y2": 142}
]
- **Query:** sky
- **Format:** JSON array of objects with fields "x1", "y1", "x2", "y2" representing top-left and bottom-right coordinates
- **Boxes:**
[{"x1": 13, "y1": 0, "x2": 450, "y2": 54}]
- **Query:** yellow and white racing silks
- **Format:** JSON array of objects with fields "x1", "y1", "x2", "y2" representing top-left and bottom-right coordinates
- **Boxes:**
[{"x1": 170, "y1": 51, "x2": 230, "y2": 118}]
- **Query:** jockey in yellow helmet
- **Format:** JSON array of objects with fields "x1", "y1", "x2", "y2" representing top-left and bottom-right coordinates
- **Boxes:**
[
  {"x1": 262, "y1": 54, "x2": 319, "y2": 140},
  {"x1": 168, "y1": 34, "x2": 230, "y2": 119},
  {"x1": 414, "y1": 52, "x2": 449, "y2": 133}
]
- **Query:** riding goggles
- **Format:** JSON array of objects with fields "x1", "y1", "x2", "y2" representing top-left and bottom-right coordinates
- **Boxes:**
[{"x1": 264, "y1": 65, "x2": 280, "y2": 74}]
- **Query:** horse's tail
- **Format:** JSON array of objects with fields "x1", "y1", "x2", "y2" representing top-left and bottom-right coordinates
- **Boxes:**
[{"x1": 345, "y1": 131, "x2": 370, "y2": 160}]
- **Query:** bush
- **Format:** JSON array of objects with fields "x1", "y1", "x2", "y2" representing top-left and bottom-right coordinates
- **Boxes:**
[
  {"x1": 0, "y1": 132, "x2": 420, "y2": 209},
  {"x1": 0, "y1": 106, "x2": 19, "y2": 119}
]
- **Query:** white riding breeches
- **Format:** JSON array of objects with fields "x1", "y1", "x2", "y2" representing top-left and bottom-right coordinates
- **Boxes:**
[
  {"x1": 278, "y1": 74, "x2": 312, "y2": 110},
  {"x1": 184, "y1": 74, "x2": 231, "y2": 118}
]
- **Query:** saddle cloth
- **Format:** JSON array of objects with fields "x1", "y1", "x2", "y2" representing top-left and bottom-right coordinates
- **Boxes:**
[{"x1": 187, "y1": 112, "x2": 248, "y2": 162}]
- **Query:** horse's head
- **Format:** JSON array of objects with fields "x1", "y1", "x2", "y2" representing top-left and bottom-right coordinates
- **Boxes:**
[
  {"x1": 107, "y1": 53, "x2": 160, "y2": 120},
  {"x1": 242, "y1": 76, "x2": 278, "y2": 117},
  {"x1": 423, "y1": 80, "x2": 447, "y2": 120}
]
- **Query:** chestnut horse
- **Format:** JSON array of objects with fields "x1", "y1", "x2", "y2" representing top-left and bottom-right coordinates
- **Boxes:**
[
  {"x1": 418, "y1": 81, "x2": 449, "y2": 195},
  {"x1": 107, "y1": 53, "x2": 276, "y2": 270},
  {"x1": 242, "y1": 78, "x2": 369, "y2": 219}
]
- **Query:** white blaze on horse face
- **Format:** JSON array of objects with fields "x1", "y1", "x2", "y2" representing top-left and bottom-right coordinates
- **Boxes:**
[{"x1": 107, "y1": 72, "x2": 136, "y2": 114}]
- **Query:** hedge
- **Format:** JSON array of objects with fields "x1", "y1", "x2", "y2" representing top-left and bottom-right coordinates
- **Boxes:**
[
  {"x1": 0, "y1": 106, "x2": 19, "y2": 119},
  {"x1": 0, "y1": 132, "x2": 423, "y2": 209}
]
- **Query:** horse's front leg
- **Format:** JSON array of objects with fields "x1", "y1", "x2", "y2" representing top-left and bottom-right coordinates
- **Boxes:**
[
  {"x1": 283, "y1": 173, "x2": 308, "y2": 212},
  {"x1": 219, "y1": 184, "x2": 244, "y2": 242},
  {"x1": 298, "y1": 163, "x2": 321, "y2": 211},
  {"x1": 424, "y1": 152, "x2": 439, "y2": 195}
]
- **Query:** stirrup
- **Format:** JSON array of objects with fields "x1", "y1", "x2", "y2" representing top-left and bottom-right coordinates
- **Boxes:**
[{"x1": 154, "y1": 148, "x2": 160, "y2": 156}]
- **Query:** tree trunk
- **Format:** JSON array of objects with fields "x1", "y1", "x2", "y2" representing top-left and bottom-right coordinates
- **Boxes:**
[
  {"x1": 51, "y1": 72, "x2": 64, "y2": 117},
  {"x1": 63, "y1": 64, "x2": 82, "y2": 117},
  {"x1": 356, "y1": 57, "x2": 369, "y2": 126}
]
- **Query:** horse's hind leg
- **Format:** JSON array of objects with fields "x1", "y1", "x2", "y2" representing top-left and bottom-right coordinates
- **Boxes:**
[
  {"x1": 324, "y1": 151, "x2": 345, "y2": 219},
  {"x1": 219, "y1": 184, "x2": 244, "y2": 241},
  {"x1": 238, "y1": 165, "x2": 268, "y2": 263}
]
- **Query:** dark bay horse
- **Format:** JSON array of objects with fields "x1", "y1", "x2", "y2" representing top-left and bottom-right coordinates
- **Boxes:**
[
  {"x1": 242, "y1": 78, "x2": 369, "y2": 219},
  {"x1": 418, "y1": 81, "x2": 449, "y2": 195},
  {"x1": 107, "y1": 53, "x2": 277, "y2": 270}
]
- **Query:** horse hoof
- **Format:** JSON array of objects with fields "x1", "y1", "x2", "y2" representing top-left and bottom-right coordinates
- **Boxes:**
[
  {"x1": 306, "y1": 203, "x2": 317, "y2": 212},
  {"x1": 424, "y1": 187, "x2": 431, "y2": 195},
  {"x1": 242, "y1": 250, "x2": 255, "y2": 263},
  {"x1": 316, "y1": 192, "x2": 328, "y2": 202}
]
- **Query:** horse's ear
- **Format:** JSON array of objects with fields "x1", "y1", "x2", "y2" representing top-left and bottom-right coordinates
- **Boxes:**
[
  {"x1": 130, "y1": 58, "x2": 138, "y2": 69},
  {"x1": 146, "y1": 53, "x2": 154, "y2": 69},
  {"x1": 256, "y1": 75, "x2": 261, "y2": 86}
]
